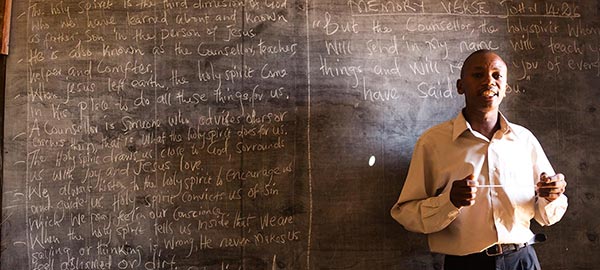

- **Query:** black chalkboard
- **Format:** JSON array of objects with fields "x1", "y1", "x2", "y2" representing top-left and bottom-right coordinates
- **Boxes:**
[{"x1": 2, "y1": 1, "x2": 599, "y2": 269}]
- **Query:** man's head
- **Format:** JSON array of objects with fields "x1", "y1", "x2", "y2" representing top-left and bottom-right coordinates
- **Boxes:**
[{"x1": 457, "y1": 50, "x2": 508, "y2": 115}]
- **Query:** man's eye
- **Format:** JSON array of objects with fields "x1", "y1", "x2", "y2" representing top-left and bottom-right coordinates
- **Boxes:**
[
  {"x1": 493, "y1": 73, "x2": 503, "y2": 79},
  {"x1": 472, "y1": 73, "x2": 483, "y2": 78}
]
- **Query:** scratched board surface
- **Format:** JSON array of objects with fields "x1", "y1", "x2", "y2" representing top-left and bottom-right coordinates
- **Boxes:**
[{"x1": 1, "y1": 0, "x2": 599, "y2": 270}]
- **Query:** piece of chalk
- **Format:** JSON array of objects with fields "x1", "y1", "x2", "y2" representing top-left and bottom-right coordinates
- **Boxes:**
[
  {"x1": 478, "y1": 184, "x2": 505, "y2": 188},
  {"x1": 368, "y1": 156, "x2": 376, "y2": 166},
  {"x1": 478, "y1": 184, "x2": 535, "y2": 188}
]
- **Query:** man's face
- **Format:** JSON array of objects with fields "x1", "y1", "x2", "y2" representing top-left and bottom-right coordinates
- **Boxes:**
[{"x1": 457, "y1": 52, "x2": 508, "y2": 113}]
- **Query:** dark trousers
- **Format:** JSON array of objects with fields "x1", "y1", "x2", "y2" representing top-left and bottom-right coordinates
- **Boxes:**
[{"x1": 444, "y1": 246, "x2": 541, "y2": 270}]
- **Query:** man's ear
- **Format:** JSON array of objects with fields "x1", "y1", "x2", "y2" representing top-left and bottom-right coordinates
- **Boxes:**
[{"x1": 456, "y1": 79, "x2": 464, "y2": 95}]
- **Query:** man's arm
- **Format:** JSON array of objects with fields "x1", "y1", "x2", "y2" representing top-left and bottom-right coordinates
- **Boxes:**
[
  {"x1": 391, "y1": 192, "x2": 460, "y2": 234},
  {"x1": 529, "y1": 135, "x2": 568, "y2": 226},
  {"x1": 535, "y1": 173, "x2": 568, "y2": 225},
  {"x1": 390, "y1": 140, "x2": 463, "y2": 234}
]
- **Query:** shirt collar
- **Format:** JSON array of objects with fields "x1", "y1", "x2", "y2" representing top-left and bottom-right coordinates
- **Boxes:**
[{"x1": 452, "y1": 110, "x2": 513, "y2": 141}]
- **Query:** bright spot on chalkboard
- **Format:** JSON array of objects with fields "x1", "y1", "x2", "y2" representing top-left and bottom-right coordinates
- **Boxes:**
[{"x1": 368, "y1": 156, "x2": 376, "y2": 166}]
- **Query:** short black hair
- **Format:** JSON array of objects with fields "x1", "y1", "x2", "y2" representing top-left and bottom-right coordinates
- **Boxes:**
[{"x1": 460, "y1": 49, "x2": 499, "y2": 78}]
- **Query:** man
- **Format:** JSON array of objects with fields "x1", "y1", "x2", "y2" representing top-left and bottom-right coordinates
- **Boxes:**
[{"x1": 391, "y1": 50, "x2": 568, "y2": 270}]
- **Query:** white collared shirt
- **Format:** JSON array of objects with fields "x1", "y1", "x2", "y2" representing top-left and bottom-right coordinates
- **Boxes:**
[{"x1": 391, "y1": 111, "x2": 568, "y2": 256}]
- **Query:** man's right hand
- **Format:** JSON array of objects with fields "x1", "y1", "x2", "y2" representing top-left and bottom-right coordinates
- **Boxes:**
[{"x1": 450, "y1": 174, "x2": 478, "y2": 208}]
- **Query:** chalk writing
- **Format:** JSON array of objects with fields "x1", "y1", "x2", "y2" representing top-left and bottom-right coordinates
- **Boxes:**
[{"x1": 9, "y1": 0, "x2": 305, "y2": 269}]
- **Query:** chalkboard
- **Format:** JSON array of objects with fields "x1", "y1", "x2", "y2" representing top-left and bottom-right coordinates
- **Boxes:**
[{"x1": 1, "y1": 0, "x2": 599, "y2": 269}]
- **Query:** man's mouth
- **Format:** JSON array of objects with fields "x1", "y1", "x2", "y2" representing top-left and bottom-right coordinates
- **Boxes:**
[{"x1": 482, "y1": 90, "x2": 498, "y2": 97}]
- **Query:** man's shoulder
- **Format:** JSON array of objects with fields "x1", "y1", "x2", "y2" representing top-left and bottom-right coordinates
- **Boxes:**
[{"x1": 418, "y1": 120, "x2": 454, "y2": 143}]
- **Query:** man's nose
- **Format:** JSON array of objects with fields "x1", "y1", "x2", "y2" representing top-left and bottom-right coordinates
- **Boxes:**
[{"x1": 482, "y1": 74, "x2": 494, "y2": 86}]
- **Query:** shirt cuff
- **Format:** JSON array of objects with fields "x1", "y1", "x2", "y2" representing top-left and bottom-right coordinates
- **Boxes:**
[
  {"x1": 538, "y1": 194, "x2": 568, "y2": 225},
  {"x1": 420, "y1": 191, "x2": 461, "y2": 233},
  {"x1": 439, "y1": 190, "x2": 461, "y2": 220}
]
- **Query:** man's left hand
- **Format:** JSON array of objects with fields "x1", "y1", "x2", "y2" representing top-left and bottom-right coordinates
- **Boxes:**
[{"x1": 537, "y1": 173, "x2": 567, "y2": 202}]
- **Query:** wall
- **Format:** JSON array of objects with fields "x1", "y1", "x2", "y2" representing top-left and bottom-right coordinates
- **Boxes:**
[{"x1": 1, "y1": 0, "x2": 599, "y2": 269}]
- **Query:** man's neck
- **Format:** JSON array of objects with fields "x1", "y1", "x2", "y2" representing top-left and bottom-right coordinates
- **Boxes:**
[{"x1": 463, "y1": 108, "x2": 500, "y2": 140}]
